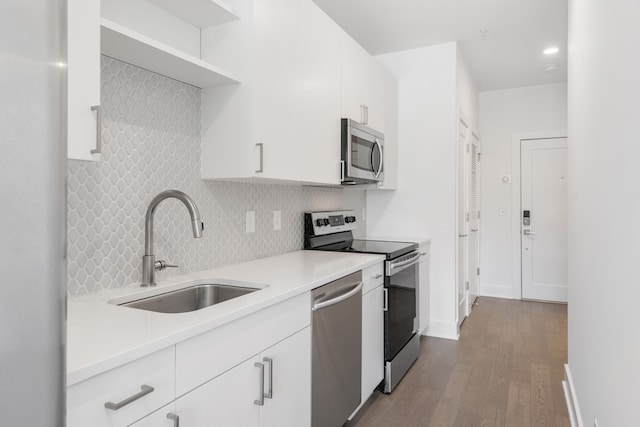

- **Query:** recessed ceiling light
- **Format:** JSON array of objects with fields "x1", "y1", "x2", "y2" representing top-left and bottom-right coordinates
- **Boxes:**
[{"x1": 544, "y1": 47, "x2": 559, "y2": 55}]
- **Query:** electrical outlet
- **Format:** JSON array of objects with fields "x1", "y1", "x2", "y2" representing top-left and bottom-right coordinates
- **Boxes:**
[
  {"x1": 498, "y1": 208, "x2": 506, "y2": 216},
  {"x1": 273, "y1": 210, "x2": 281, "y2": 231},
  {"x1": 245, "y1": 210, "x2": 255, "y2": 233}
]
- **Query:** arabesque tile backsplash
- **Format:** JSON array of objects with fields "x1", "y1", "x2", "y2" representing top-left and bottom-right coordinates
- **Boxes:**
[{"x1": 67, "y1": 56, "x2": 366, "y2": 296}]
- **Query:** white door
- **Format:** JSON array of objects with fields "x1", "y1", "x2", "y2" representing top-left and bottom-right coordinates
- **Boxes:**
[
  {"x1": 468, "y1": 134, "x2": 480, "y2": 311},
  {"x1": 457, "y1": 117, "x2": 470, "y2": 326},
  {"x1": 521, "y1": 138, "x2": 568, "y2": 302}
]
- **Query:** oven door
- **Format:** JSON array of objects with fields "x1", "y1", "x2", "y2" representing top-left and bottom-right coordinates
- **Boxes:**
[
  {"x1": 342, "y1": 119, "x2": 384, "y2": 183},
  {"x1": 384, "y1": 250, "x2": 419, "y2": 361}
]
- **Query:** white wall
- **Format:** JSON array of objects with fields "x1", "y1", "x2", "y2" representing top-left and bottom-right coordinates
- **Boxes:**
[
  {"x1": 367, "y1": 42, "x2": 477, "y2": 339},
  {"x1": 567, "y1": 0, "x2": 640, "y2": 425},
  {"x1": 456, "y1": 47, "x2": 479, "y2": 130},
  {"x1": 478, "y1": 83, "x2": 567, "y2": 298}
]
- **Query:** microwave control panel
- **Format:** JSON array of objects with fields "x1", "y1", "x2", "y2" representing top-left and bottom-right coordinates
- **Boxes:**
[{"x1": 305, "y1": 211, "x2": 357, "y2": 236}]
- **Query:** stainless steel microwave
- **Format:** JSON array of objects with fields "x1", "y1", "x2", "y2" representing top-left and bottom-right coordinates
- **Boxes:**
[{"x1": 341, "y1": 118, "x2": 384, "y2": 184}]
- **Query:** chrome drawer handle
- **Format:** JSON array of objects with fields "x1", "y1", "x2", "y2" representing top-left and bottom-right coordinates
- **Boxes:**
[
  {"x1": 90, "y1": 105, "x2": 102, "y2": 155},
  {"x1": 255, "y1": 143, "x2": 264, "y2": 173},
  {"x1": 263, "y1": 357, "x2": 273, "y2": 399},
  {"x1": 104, "y1": 385, "x2": 154, "y2": 410},
  {"x1": 374, "y1": 274, "x2": 383, "y2": 279},
  {"x1": 254, "y1": 362, "x2": 265, "y2": 406},
  {"x1": 167, "y1": 412, "x2": 180, "y2": 427}
]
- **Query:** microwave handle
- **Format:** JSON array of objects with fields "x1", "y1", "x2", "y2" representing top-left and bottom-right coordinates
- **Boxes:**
[
  {"x1": 340, "y1": 160, "x2": 345, "y2": 182},
  {"x1": 372, "y1": 139, "x2": 383, "y2": 179}
]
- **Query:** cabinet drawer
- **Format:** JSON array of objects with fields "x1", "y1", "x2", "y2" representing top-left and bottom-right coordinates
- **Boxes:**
[
  {"x1": 362, "y1": 262, "x2": 384, "y2": 294},
  {"x1": 176, "y1": 292, "x2": 310, "y2": 396},
  {"x1": 67, "y1": 347, "x2": 175, "y2": 427}
]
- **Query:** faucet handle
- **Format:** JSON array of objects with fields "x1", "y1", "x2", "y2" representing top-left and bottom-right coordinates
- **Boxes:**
[{"x1": 155, "y1": 260, "x2": 178, "y2": 271}]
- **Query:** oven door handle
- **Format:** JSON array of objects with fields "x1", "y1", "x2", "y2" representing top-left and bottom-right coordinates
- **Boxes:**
[
  {"x1": 387, "y1": 251, "x2": 421, "y2": 276},
  {"x1": 312, "y1": 281, "x2": 363, "y2": 311}
]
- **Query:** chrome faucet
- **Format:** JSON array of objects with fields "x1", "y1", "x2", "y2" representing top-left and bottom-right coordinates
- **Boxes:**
[{"x1": 141, "y1": 190, "x2": 204, "y2": 287}]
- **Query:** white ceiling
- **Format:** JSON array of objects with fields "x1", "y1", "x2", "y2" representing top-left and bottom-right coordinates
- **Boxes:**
[{"x1": 313, "y1": 0, "x2": 568, "y2": 91}]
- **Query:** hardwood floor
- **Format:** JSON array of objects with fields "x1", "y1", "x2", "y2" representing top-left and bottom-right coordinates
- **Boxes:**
[{"x1": 346, "y1": 297, "x2": 569, "y2": 427}]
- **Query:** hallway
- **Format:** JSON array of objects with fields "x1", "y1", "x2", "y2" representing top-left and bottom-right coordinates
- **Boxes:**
[{"x1": 347, "y1": 297, "x2": 569, "y2": 426}]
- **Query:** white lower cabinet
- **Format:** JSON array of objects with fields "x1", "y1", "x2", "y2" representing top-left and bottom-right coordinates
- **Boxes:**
[
  {"x1": 357, "y1": 262, "x2": 385, "y2": 414},
  {"x1": 174, "y1": 327, "x2": 311, "y2": 427},
  {"x1": 361, "y1": 284, "x2": 384, "y2": 405},
  {"x1": 128, "y1": 403, "x2": 176, "y2": 427},
  {"x1": 67, "y1": 347, "x2": 175, "y2": 427}
]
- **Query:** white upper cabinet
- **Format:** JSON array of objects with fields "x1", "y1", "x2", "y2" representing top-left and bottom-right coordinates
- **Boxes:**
[
  {"x1": 200, "y1": 0, "x2": 397, "y2": 186},
  {"x1": 252, "y1": 0, "x2": 305, "y2": 181},
  {"x1": 300, "y1": 0, "x2": 342, "y2": 185},
  {"x1": 201, "y1": 0, "x2": 342, "y2": 184},
  {"x1": 67, "y1": 0, "x2": 101, "y2": 161},
  {"x1": 340, "y1": 35, "x2": 386, "y2": 134}
]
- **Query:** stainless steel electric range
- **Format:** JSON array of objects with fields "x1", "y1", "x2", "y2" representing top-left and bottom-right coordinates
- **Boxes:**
[{"x1": 304, "y1": 210, "x2": 421, "y2": 393}]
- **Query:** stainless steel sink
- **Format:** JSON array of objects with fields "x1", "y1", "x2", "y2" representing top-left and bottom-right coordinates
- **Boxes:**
[{"x1": 119, "y1": 284, "x2": 260, "y2": 313}]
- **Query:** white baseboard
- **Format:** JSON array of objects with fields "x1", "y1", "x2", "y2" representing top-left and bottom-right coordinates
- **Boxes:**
[
  {"x1": 562, "y1": 364, "x2": 583, "y2": 427},
  {"x1": 480, "y1": 283, "x2": 514, "y2": 299},
  {"x1": 423, "y1": 320, "x2": 459, "y2": 340}
]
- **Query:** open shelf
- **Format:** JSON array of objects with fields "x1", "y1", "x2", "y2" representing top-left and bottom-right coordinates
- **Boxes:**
[
  {"x1": 100, "y1": 18, "x2": 240, "y2": 88},
  {"x1": 146, "y1": 0, "x2": 240, "y2": 28}
]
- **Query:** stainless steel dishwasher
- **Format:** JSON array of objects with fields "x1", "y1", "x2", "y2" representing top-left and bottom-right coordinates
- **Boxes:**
[{"x1": 311, "y1": 270, "x2": 363, "y2": 427}]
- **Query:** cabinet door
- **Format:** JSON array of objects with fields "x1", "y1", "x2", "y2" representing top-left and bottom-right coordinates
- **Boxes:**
[
  {"x1": 260, "y1": 327, "x2": 311, "y2": 427},
  {"x1": 129, "y1": 403, "x2": 176, "y2": 427},
  {"x1": 67, "y1": 0, "x2": 100, "y2": 160},
  {"x1": 253, "y1": 0, "x2": 304, "y2": 180},
  {"x1": 375, "y1": 69, "x2": 398, "y2": 190},
  {"x1": 361, "y1": 285, "x2": 384, "y2": 403},
  {"x1": 175, "y1": 356, "x2": 260, "y2": 427},
  {"x1": 300, "y1": 0, "x2": 342, "y2": 185},
  {"x1": 340, "y1": 34, "x2": 385, "y2": 134}
]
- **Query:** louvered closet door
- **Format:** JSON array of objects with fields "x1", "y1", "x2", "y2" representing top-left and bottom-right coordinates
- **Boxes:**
[
  {"x1": 457, "y1": 118, "x2": 469, "y2": 327},
  {"x1": 468, "y1": 135, "x2": 480, "y2": 311}
]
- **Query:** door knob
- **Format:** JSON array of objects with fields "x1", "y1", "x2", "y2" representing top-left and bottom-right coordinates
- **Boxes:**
[{"x1": 523, "y1": 229, "x2": 536, "y2": 235}]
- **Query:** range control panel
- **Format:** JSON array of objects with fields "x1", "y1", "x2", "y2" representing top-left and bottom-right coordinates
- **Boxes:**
[{"x1": 306, "y1": 210, "x2": 357, "y2": 236}]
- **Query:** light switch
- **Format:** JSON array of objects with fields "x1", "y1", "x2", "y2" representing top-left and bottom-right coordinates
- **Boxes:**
[
  {"x1": 273, "y1": 210, "x2": 281, "y2": 231},
  {"x1": 246, "y1": 210, "x2": 255, "y2": 233}
]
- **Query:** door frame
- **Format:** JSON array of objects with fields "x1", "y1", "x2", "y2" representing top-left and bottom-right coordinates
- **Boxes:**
[{"x1": 510, "y1": 130, "x2": 567, "y2": 300}]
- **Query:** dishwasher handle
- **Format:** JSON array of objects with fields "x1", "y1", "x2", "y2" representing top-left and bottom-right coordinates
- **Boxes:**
[{"x1": 312, "y1": 281, "x2": 363, "y2": 311}]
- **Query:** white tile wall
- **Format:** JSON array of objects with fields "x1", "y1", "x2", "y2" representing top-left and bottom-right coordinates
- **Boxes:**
[{"x1": 67, "y1": 57, "x2": 366, "y2": 296}]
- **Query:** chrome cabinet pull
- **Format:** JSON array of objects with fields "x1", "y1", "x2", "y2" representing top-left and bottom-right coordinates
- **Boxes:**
[
  {"x1": 360, "y1": 104, "x2": 368, "y2": 125},
  {"x1": 255, "y1": 143, "x2": 264, "y2": 173},
  {"x1": 167, "y1": 413, "x2": 180, "y2": 427},
  {"x1": 374, "y1": 274, "x2": 383, "y2": 280},
  {"x1": 263, "y1": 357, "x2": 273, "y2": 399},
  {"x1": 383, "y1": 288, "x2": 388, "y2": 311},
  {"x1": 523, "y1": 229, "x2": 536, "y2": 235},
  {"x1": 104, "y1": 385, "x2": 154, "y2": 410},
  {"x1": 254, "y1": 362, "x2": 265, "y2": 406},
  {"x1": 90, "y1": 105, "x2": 102, "y2": 155},
  {"x1": 420, "y1": 252, "x2": 428, "y2": 256}
]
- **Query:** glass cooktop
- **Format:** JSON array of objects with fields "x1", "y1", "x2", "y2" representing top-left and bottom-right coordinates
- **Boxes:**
[{"x1": 322, "y1": 239, "x2": 417, "y2": 260}]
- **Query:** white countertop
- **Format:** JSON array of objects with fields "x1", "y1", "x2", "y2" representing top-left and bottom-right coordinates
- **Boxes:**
[{"x1": 67, "y1": 250, "x2": 384, "y2": 386}]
